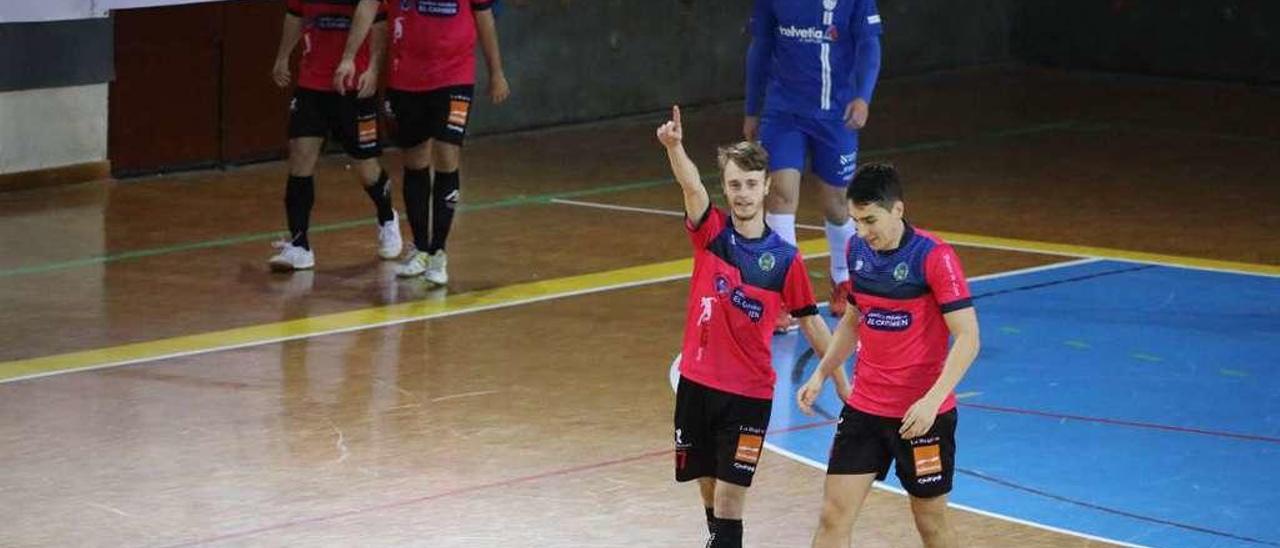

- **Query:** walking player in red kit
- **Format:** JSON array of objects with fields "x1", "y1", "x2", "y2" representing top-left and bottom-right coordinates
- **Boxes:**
[
  {"x1": 268, "y1": 0, "x2": 402, "y2": 271},
  {"x1": 797, "y1": 163, "x2": 981, "y2": 548},
  {"x1": 658, "y1": 105, "x2": 849, "y2": 548},
  {"x1": 338, "y1": 0, "x2": 509, "y2": 285}
]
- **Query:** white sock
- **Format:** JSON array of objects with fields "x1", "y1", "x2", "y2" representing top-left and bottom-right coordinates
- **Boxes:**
[
  {"x1": 766, "y1": 213, "x2": 797, "y2": 245},
  {"x1": 825, "y1": 219, "x2": 857, "y2": 284}
]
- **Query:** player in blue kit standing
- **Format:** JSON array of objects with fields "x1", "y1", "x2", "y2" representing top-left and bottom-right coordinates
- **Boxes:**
[{"x1": 744, "y1": 0, "x2": 883, "y2": 327}]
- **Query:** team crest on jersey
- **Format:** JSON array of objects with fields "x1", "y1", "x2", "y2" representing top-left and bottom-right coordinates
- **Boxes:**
[
  {"x1": 758, "y1": 252, "x2": 777, "y2": 272},
  {"x1": 893, "y1": 262, "x2": 909, "y2": 281},
  {"x1": 713, "y1": 274, "x2": 731, "y2": 296}
]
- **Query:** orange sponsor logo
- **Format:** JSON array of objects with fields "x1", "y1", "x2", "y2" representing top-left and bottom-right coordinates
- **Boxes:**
[
  {"x1": 448, "y1": 99, "x2": 470, "y2": 126},
  {"x1": 913, "y1": 444, "x2": 942, "y2": 476},
  {"x1": 357, "y1": 118, "x2": 378, "y2": 143},
  {"x1": 734, "y1": 434, "x2": 764, "y2": 464}
]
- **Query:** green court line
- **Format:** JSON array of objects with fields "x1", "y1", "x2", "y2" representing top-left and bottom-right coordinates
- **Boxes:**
[
  {"x1": 0, "y1": 120, "x2": 1079, "y2": 279},
  {"x1": 1067, "y1": 122, "x2": 1280, "y2": 146}
]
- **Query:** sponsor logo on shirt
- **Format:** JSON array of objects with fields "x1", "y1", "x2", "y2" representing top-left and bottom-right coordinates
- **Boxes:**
[
  {"x1": 867, "y1": 14, "x2": 882, "y2": 25},
  {"x1": 777, "y1": 25, "x2": 838, "y2": 44},
  {"x1": 730, "y1": 288, "x2": 764, "y2": 322},
  {"x1": 417, "y1": 0, "x2": 458, "y2": 16},
  {"x1": 864, "y1": 308, "x2": 911, "y2": 331},
  {"x1": 697, "y1": 296, "x2": 715, "y2": 326}
]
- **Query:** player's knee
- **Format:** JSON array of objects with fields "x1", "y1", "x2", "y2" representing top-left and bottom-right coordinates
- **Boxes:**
[
  {"x1": 910, "y1": 497, "x2": 949, "y2": 538},
  {"x1": 817, "y1": 500, "x2": 854, "y2": 532},
  {"x1": 431, "y1": 144, "x2": 461, "y2": 171}
]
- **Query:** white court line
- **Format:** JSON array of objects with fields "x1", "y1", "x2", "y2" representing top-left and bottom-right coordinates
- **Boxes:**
[{"x1": 551, "y1": 197, "x2": 1280, "y2": 278}]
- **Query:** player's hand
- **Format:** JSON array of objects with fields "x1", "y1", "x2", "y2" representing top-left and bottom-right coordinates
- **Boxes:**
[
  {"x1": 355, "y1": 68, "x2": 379, "y2": 99},
  {"x1": 333, "y1": 57, "x2": 357, "y2": 94},
  {"x1": 844, "y1": 98, "x2": 869, "y2": 130},
  {"x1": 272, "y1": 57, "x2": 291, "y2": 88},
  {"x1": 899, "y1": 397, "x2": 940, "y2": 439},
  {"x1": 488, "y1": 70, "x2": 510, "y2": 104},
  {"x1": 796, "y1": 374, "x2": 825, "y2": 416},
  {"x1": 743, "y1": 115, "x2": 760, "y2": 141},
  {"x1": 656, "y1": 105, "x2": 684, "y2": 149}
]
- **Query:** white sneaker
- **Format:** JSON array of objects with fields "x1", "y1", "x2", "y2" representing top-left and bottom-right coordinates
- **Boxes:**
[
  {"x1": 424, "y1": 250, "x2": 448, "y2": 286},
  {"x1": 396, "y1": 249, "x2": 429, "y2": 278},
  {"x1": 377, "y1": 211, "x2": 403, "y2": 260},
  {"x1": 268, "y1": 241, "x2": 315, "y2": 271}
]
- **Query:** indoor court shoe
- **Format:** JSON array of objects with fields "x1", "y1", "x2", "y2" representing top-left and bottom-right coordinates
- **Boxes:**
[
  {"x1": 829, "y1": 280, "x2": 849, "y2": 317},
  {"x1": 424, "y1": 250, "x2": 448, "y2": 286},
  {"x1": 377, "y1": 211, "x2": 403, "y2": 260},
  {"x1": 396, "y1": 249, "x2": 429, "y2": 278},
  {"x1": 268, "y1": 241, "x2": 315, "y2": 272}
]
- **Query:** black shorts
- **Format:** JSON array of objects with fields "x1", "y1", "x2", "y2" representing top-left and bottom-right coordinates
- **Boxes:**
[
  {"x1": 827, "y1": 405, "x2": 958, "y2": 498},
  {"x1": 673, "y1": 376, "x2": 772, "y2": 487},
  {"x1": 287, "y1": 87, "x2": 381, "y2": 160},
  {"x1": 384, "y1": 85, "x2": 474, "y2": 149}
]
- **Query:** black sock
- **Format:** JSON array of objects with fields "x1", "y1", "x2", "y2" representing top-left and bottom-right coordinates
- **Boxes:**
[
  {"x1": 428, "y1": 169, "x2": 460, "y2": 254},
  {"x1": 707, "y1": 518, "x2": 742, "y2": 548},
  {"x1": 402, "y1": 167, "x2": 431, "y2": 252},
  {"x1": 705, "y1": 507, "x2": 716, "y2": 535},
  {"x1": 284, "y1": 175, "x2": 315, "y2": 250},
  {"x1": 364, "y1": 170, "x2": 394, "y2": 224}
]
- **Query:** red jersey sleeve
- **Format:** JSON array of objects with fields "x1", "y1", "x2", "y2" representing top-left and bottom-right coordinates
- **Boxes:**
[
  {"x1": 285, "y1": 0, "x2": 302, "y2": 16},
  {"x1": 685, "y1": 206, "x2": 726, "y2": 250},
  {"x1": 783, "y1": 253, "x2": 819, "y2": 317},
  {"x1": 925, "y1": 244, "x2": 973, "y2": 313}
]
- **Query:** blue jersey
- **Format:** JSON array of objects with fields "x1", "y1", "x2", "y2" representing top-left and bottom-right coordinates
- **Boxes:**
[{"x1": 747, "y1": 0, "x2": 883, "y2": 120}]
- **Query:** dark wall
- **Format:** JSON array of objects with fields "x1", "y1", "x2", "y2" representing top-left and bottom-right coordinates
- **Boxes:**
[
  {"x1": 1012, "y1": 0, "x2": 1280, "y2": 83},
  {"x1": 0, "y1": 18, "x2": 113, "y2": 92},
  {"x1": 877, "y1": 0, "x2": 1012, "y2": 77},
  {"x1": 469, "y1": 0, "x2": 1014, "y2": 134}
]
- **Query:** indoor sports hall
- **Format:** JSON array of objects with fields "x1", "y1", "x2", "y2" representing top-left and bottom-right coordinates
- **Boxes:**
[{"x1": 2, "y1": 2, "x2": 1277, "y2": 547}]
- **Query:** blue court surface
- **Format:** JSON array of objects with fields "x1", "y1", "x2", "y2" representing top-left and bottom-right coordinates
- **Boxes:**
[{"x1": 671, "y1": 259, "x2": 1280, "y2": 547}]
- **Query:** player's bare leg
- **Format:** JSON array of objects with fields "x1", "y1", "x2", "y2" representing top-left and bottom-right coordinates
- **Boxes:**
[
  {"x1": 910, "y1": 493, "x2": 957, "y2": 548},
  {"x1": 811, "y1": 473, "x2": 876, "y2": 548}
]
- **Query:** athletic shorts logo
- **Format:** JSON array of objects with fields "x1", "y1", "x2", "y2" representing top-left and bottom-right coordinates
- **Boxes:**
[
  {"x1": 734, "y1": 433, "x2": 764, "y2": 464},
  {"x1": 758, "y1": 252, "x2": 776, "y2": 272},
  {"x1": 448, "y1": 97, "x2": 470, "y2": 127},
  {"x1": 357, "y1": 117, "x2": 378, "y2": 144},
  {"x1": 913, "y1": 444, "x2": 943, "y2": 476},
  {"x1": 864, "y1": 308, "x2": 911, "y2": 331},
  {"x1": 893, "y1": 261, "x2": 909, "y2": 281}
]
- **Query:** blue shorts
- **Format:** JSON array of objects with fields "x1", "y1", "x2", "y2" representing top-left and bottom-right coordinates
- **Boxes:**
[{"x1": 759, "y1": 111, "x2": 859, "y2": 187}]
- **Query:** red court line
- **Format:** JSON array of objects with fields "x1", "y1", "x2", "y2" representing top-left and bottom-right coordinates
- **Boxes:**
[
  {"x1": 166, "y1": 421, "x2": 849, "y2": 546},
  {"x1": 163, "y1": 449, "x2": 671, "y2": 547},
  {"x1": 961, "y1": 403, "x2": 1280, "y2": 444}
]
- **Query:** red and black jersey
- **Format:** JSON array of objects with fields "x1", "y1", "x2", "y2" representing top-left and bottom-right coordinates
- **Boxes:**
[
  {"x1": 383, "y1": 0, "x2": 494, "y2": 92},
  {"x1": 680, "y1": 206, "x2": 819, "y2": 400},
  {"x1": 286, "y1": 0, "x2": 387, "y2": 91}
]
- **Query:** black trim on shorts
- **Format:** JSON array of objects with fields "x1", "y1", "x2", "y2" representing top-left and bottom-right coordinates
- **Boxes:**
[
  {"x1": 791, "y1": 304, "x2": 820, "y2": 317},
  {"x1": 940, "y1": 298, "x2": 973, "y2": 314}
]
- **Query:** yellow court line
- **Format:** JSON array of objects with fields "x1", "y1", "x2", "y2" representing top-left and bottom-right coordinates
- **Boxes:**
[
  {"x1": 0, "y1": 240, "x2": 832, "y2": 383},
  {"x1": 3, "y1": 231, "x2": 1276, "y2": 384},
  {"x1": 933, "y1": 230, "x2": 1280, "y2": 276}
]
